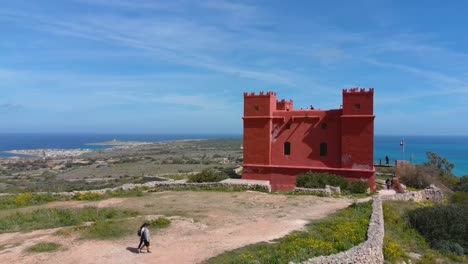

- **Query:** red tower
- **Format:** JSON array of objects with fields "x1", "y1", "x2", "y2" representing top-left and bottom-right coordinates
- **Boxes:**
[{"x1": 242, "y1": 88, "x2": 376, "y2": 191}]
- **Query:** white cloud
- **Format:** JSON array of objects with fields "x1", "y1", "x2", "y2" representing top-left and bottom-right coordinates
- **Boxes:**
[{"x1": 312, "y1": 48, "x2": 347, "y2": 64}]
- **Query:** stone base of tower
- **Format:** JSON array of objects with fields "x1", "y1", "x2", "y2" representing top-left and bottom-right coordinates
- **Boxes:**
[{"x1": 242, "y1": 164, "x2": 376, "y2": 192}]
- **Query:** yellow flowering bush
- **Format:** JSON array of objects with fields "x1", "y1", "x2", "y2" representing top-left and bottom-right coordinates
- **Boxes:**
[
  {"x1": 14, "y1": 193, "x2": 34, "y2": 206},
  {"x1": 383, "y1": 237, "x2": 407, "y2": 261},
  {"x1": 0, "y1": 193, "x2": 59, "y2": 209},
  {"x1": 75, "y1": 192, "x2": 103, "y2": 201}
]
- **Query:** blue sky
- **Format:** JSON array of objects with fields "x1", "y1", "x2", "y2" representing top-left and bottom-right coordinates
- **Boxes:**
[{"x1": 1, "y1": 0, "x2": 468, "y2": 135}]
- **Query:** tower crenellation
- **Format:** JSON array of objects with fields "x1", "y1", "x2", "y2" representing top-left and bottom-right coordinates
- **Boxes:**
[
  {"x1": 342, "y1": 87, "x2": 374, "y2": 94},
  {"x1": 244, "y1": 91, "x2": 277, "y2": 97},
  {"x1": 276, "y1": 98, "x2": 294, "y2": 111},
  {"x1": 342, "y1": 87, "x2": 374, "y2": 115}
]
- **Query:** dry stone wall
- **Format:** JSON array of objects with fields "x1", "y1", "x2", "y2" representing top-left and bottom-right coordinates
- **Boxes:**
[
  {"x1": 144, "y1": 181, "x2": 271, "y2": 193},
  {"x1": 296, "y1": 196, "x2": 384, "y2": 264},
  {"x1": 7, "y1": 179, "x2": 271, "y2": 197},
  {"x1": 293, "y1": 185, "x2": 341, "y2": 197},
  {"x1": 381, "y1": 185, "x2": 444, "y2": 203}
]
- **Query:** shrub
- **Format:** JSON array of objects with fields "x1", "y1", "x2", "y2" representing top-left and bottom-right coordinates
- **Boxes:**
[
  {"x1": 451, "y1": 191, "x2": 468, "y2": 204},
  {"x1": 348, "y1": 181, "x2": 369, "y2": 194},
  {"x1": 14, "y1": 193, "x2": 34, "y2": 206},
  {"x1": 296, "y1": 172, "x2": 349, "y2": 190},
  {"x1": 27, "y1": 242, "x2": 61, "y2": 253},
  {"x1": 296, "y1": 172, "x2": 369, "y2": 193},
  {"x1": 214, "y1": 166, "x2": 241, "y2": 179},
  {"x1": 149, "y1": 217, "x2": 171, "y2": 229},
  {"x1": 188, "y1": 168, "x2": 228, "y2": 183},
  {"x1": 431, "y1": 240, "x2": 464, "y2": 256},
  {"x1": 384, "y1": 237, "x2": 407, "y2": 261},
  {"x1": 408, "y1": 204, "x2": 468, "y2": 252},
  {"x1": 74, "y1": 192, "x2": 104, "y2": 201},
  {"x1": 453, "y1": 176, "x2": 468, "y2": 192},
  {"x1": 425, "y1": 151, "x2": 455, "y2": 176},
  {"x1": 398, "y1": 165, "x2": 433, "y2": 189}
]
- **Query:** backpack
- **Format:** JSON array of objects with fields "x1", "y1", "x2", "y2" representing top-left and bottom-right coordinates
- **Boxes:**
[{"x1": 137, "y1": 228, "x2": 142, "y2": 237}]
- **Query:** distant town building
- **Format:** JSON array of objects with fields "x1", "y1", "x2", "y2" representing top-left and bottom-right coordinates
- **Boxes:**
[{"x1": 242, "y1": 88, "x2": 376, "y2": 191}]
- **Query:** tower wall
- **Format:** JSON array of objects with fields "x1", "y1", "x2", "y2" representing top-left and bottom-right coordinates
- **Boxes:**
[
  {"x1": 341, "y1": 88, "x2": 375, "y2": 172},
  {"x1": 269, "y1": 110, "x2": 342, "y2": 168},
  {"x1": 243, "y1": 92, "x2": 276, "y2": 165}
]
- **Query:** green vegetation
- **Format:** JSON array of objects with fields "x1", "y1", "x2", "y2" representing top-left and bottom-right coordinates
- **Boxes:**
[
  {"x1": 399, "y1": 152, "x2": 461, "y2": 190},
  {"x1": 0, "y1": 207, "x2": 138, "y2": 233},
  {"x1": 296, "y1": 172, "x2": 369, "y2": 194},
  {"x1": 205, "y1": 202, "x2": 372, "y2": 264},
  {"x1": 105, "y1": 188, "x2": 145, "y2": 197},
  {"x1": 386, "y1": 152, "x2": 468, "y2": 262},
  {"x1": 383, "y1": 201, "x2": 467, "y2": 263},
  {"x1": 451, "y1": 191, "x2": 468, "y2": 204},
  {"x1": 0, "y1": 188, "x2": 145, "y2": 210},
  {"x1": 408, "y1": 204, "x2": 467, "y2": 255},
  {"x1": 148, "y1": 217, "x2": 171, "y2": 228},
  {"x1": 453, "y1": 175, "x2": 468, "y2": 192},
  {"x1": 188, "y1": 168, "x2": 228, "y2": 183},
  {"x1": 75, "y1": 192, "x2": 103, "y2": 201},
  {"x1": 425, "y1": 151, "x2": 455, "y2": 176},
  {"x1": 0, "y1": 192, "x2": 63, "y2": 210},
  {"x1": 383, "y1": 202, "x2": 431, "y2": 262},
  {"x1": 74, "y1": 188, "x2": 144, "y2": 201},
  {"x1": 80, "y1": 219, "x2": 135, "y2": 240},
  {"x1": 27, "y1": 242, "x2": 62, "y2": 253},
  {"x1": 79, "y1": 216, "x2": 171, "y2": 240}
]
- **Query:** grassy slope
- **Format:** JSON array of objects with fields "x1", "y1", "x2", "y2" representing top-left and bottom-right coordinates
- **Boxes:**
[
  {"x1": 383, "y1": 201, "x2": 467, "y2": 263},
  {"x1": 0, "y1": 207, "x2": 138, "y2": 233},
  {"x1": 205, "y1": 202, "x2": 372, "y2": 264}
]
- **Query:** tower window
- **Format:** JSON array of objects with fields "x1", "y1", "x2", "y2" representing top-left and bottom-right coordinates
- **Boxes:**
[
  {"x1": 254, "y1": 105, "x2": 259, "y2": 111},
  {"x1": 284, "y1": 142, "x2": 291, "y2": 155},
  {"x1": 354, "y1": 103, "x2": 361, "y2": 110},
  {"x1": 321, "y1": 123, "x2": 327, "y2": 129},
  {"x1": 320, "y1": 143, "x2": 327, "y2": 156}
]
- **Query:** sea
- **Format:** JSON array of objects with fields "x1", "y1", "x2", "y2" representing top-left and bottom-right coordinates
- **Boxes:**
[{"x1": 0, "y1": 133, "x2": 467, "y2": 176}]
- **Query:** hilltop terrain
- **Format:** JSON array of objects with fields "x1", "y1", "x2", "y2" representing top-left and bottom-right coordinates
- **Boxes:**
[{"x1": 0, "y1": 139, "x2": 243, "y2": 193}]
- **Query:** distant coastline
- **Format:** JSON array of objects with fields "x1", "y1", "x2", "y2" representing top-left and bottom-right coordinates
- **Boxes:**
[{"x1": 0, "y1": 133, "x2": 466, "y2": 176}]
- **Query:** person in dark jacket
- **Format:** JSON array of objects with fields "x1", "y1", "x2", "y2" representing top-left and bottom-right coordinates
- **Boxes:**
[
  {"x1": 385, "y1": 178, "x2": 391, "y2": 190},
  {"x1": 138, "y1": 223, "x2": 151, "y2": 253}
]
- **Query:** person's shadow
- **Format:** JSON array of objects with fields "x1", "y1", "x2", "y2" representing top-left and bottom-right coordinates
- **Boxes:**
[{"x1": 126, "y1": 247, "x2": 140, "y2": 254}]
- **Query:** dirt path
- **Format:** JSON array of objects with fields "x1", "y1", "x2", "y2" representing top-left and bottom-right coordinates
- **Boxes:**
[{"x1": 0, "y1": 192, "x2": 353, "y2": 264}]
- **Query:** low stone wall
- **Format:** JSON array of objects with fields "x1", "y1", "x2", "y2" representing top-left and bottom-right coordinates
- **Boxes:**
[
  {"x1": 2, "y1": 179, "x2": 271, "y2": 197},
  {"x1": 293, "y1": 185, "x2": 341, "y2": 197},
  {"x1": 297, "y1": 196, "x2": 384, "y2": 264},
  {"x1": 381, "y1": 185, "x2": 444, "y2": 203},
  {"x1": 144, "y1": 181, "x2": 271, "y2": 193}
]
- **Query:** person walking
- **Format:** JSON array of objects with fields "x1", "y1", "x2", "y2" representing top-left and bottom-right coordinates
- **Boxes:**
[
  {"x1": 385, "y1": 155, "x2": 390, "y2": 165},
  {"x1": 385, "y1": 178, "x2": 391, "y2": 190},
  {"x1": 138, "y1": 223, "x2": 151, "y2": 253}
]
